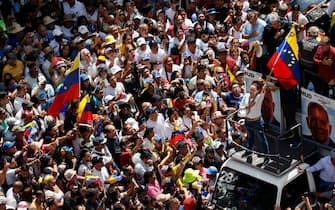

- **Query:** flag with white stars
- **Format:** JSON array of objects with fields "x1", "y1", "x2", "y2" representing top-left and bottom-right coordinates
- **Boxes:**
[
  {"x1": 48, "y1": 54, "x2": 81, "y2": 116},
  {"x1": 267, "y1": 27, "x2": 300, "y2": 90}
]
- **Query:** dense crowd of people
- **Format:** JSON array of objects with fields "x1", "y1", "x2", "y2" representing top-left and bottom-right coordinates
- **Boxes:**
[{"x1": 0, "y1": 0, "x2": 335, "y2": 209}]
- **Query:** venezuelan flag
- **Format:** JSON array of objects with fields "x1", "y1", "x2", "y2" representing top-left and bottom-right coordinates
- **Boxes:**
[
  {"x1": 48, "y1": 55, "x2": 80, "y2": 116},
  {"x1": 267, "y1": 27, "x2": 300, "y2": 90},
  {"x1": 77, "y1": 94, "x2": 93, "y2": 123},
  {"x1": 23, "y1": 122, "x2": 34, "y2": 142},
  {"x1": 86, "y1": 175, "x2": 103, "y2": 188}
]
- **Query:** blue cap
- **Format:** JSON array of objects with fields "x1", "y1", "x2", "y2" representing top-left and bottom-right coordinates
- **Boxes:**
[
  {"x1": 206, "y1": 166, "x2": 218, "y2": 175},
  {"x1": 177, "y1": 140, "x2": 187, "y2": 148},
  {"x1": 61, "y1": 146, "x2": 73, "y2": 153},
  {"x1": 146, "y1": 106, "x2": 158, "y2": 114},
  {"x1": 80, "y1": 74, "x2": 89, "y2": 81},
  {"x1": 93, "y1": 136, "x2": 107, "y2": 145},
  {"x1": 194, "y1": 127, "x2": 204, "y2": 141},
  {"x1": 2, "y1": 141, "x2": 15, "y2": 150},
  {"x1": 153, "y1": 135, "x2": 162, "y2": 142},
  {"x1": 144, "y1": 77, "x2": 153, "y2": 84},
  {"x1": 142, "y1": 54, "x2": 150, "y2": 61}
]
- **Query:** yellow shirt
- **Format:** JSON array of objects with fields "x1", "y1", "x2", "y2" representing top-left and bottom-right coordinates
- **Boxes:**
[{"x1": 2, "y1": 60, "x2": 24, "y2": 82}]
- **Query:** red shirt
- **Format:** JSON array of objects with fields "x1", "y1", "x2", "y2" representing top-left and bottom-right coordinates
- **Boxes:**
[{"x1": 313, "y1": 45, "x2": 335, "y2": 83}]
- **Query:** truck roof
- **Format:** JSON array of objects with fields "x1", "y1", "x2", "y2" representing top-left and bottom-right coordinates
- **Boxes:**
[{"x1": 222, "y1": 149, "x2": 311, "y2": 188}]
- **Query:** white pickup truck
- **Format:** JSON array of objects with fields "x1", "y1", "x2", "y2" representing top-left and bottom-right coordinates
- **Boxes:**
[{"x1": 210, "y1": 148, "x2": 317, "y2": 210}]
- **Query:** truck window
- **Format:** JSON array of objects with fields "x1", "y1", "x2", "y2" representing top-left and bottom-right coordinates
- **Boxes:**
[
  {"x1": 281, "y1": 173, "x2": 310, "y2": 209},
  {"x1": 212, "y1": 167, "x2": 277, "y2": 210}
]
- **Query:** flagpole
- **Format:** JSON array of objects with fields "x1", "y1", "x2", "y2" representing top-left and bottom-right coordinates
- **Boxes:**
[{"x1": 78, "y1": 52, "x2": 82, "y2": 98}]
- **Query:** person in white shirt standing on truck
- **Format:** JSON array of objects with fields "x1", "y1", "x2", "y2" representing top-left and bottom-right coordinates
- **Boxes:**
[{"x1": 239, "y1": 79, "x2": 269, "y2": 155}]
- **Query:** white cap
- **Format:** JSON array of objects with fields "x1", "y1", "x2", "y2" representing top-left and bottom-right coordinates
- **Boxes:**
[
  {"x1": 125, "y1": 117, "x2": 139, "y2": 131},
  {"x1": 52, "y1": 28, "x2": 63, "y2": 36},
  {"x1": 137, "y1": 37, "x2": 146, "y2": 46},
  {"x1": 38, "y1": 75, "x2": 47, "y2": 84},
  {"x1": 104, "y1": 95, "x2": 114, "y2": 104},
  {"x1": 78, "y1": 25, "x2": 89, "y2": 34},
  {"x1": 111, "y1": 65, "x2": 122, "y2": 75}
]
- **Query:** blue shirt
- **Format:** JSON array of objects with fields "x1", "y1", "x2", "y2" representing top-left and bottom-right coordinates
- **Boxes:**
[
  {"x1": 224, "y1": 92, "x2": 243, "y2": 109},
  {"x1": 306, "y1": 156, "x2": 335, "y2": 183},
  {"x1": 242, "y1": 18, "x2": 267, "y2": 43}
]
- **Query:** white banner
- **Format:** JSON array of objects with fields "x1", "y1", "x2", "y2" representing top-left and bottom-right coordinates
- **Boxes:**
[
  {"x1": 244, "y1": 70, "x2": 282, "y2": 129},
  {"x1": 301, "y1": 88, "x2": 335, "y2": 147}
]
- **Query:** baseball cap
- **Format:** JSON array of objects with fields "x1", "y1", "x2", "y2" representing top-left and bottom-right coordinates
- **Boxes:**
[
  {"x1": 206, "y1": 166, "x2": 218, "y2": 175},
  {"x1": 52, "y1": 28, "x2": 63, "y2": 37},
  {"x1": 6, "y1": 117, "x2": 21, "y2": 126},
  {"x1": 212, "y1": 140, "x2": 224, "y2": 150},
  {"x1": 2, "y1": 141, "x2": 15, "y2": 150},
  {"x1": 205, "y1": 146, "x2": 215, "y2": 153},
  {"x1": 194, "y1": 127, "x2": 204, "y2": 141},
  {"x1": 137, "y1": 37, "x2": 146, "y2": 46},
  {"x1": 78, "y1": 25, "x2": 89, "y2": 34},
  {"x1": 105, "y1": 47, "x2": 113, "y2": 53},
  {"x1": 74, "y1": 36, "x2": 85, "y2": 44},
  {"x1": 61, "y1": 146, "x2": 73, "y2": 153},
  {"x1": 97, "y1": 63, "x2": 108, "y2": 72},
  {"x1": 142, "y1": 54, "x2": 150, "y2": 61},
  {"x1": 235, "y1": 70, "x2": 245, "y2": 77},
  {"x1": 149, "y1": 40, "x2": 158, "y2": 47},
  {"x1": 212, "y1": 111, "x2": 224, "y2": 120},
  {"x1": 177, "y1": 140, "x2": 187, "y2": 149},
  {"x1": 192, "y1": 156, "x2": 202, "y2": 164},
  {"x1": 105, "y1": 35, "x2": 116, "y2": 45},
  {"x1": 104, "y1": 95, "x2": 115, "y2": 104},
  {"x1": 93, "y1": 136, "x2": 107, "y2": 145},
  {"x1": 111, "y1": 65, "x2": 122, "y2": 75},
  {"x1": 146, "y1": 106, "x2": 158, "y2": 114},
  {"x1": 80, "y1": 74, "x2": 89, "y2": 81},
  {"x1": 292, "y1": 4, "x2": 300, "y2": 11},
  {"x1": 153, "y1": 135, "x2": 162, "y2": 142}
]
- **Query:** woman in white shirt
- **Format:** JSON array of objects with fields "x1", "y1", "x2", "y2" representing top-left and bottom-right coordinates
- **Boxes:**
[{"x1": 239, "y1": 80, "x2": 269, "y2": 154}]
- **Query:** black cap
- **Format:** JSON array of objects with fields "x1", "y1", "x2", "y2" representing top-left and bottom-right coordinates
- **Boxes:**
[
  {"x1": 149, "y1": 40, "x2": 158, "y2": 47},
  {"x1": 292, "y1": 4, "x2": 300, "y2": 11}
]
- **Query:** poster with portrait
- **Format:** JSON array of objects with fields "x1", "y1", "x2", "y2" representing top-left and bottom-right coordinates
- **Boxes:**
[
  {"x1": 301, "y1": 88, "x2": 335, "y2": 147},
  {"x1": 244, "y1": 70, "x2": 282, "y2": 130}
]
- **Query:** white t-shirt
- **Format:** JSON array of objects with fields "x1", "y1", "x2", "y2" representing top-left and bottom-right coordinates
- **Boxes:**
[
  {"x1": 63, "y1": 0, "x2": 85, "y2": 21},
  {"x1": 104, "y1": 82, "x2": 125, "y2": 97},
  {"x1": 150, "y1": 48, "x2": 166, "y2": 64},
  {"x1": 146, "y1": 113, "x2": 169, "y2": 141},
  {"x1": 239, "y1": 91, "x2": 265, "y2": 119},
  {"x1": 286, "y1": 12, "x2": 309, "y2": 41}
]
